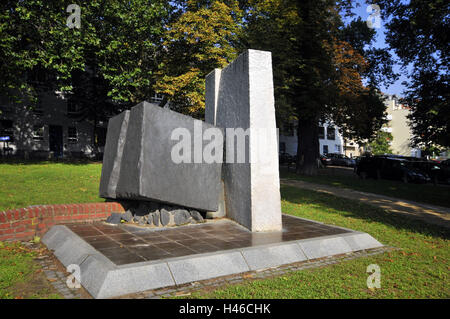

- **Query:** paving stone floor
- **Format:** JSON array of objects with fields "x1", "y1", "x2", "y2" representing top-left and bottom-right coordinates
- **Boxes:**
[{"x1": 65, "y1": 215, "x2": 351, "y2": 265}]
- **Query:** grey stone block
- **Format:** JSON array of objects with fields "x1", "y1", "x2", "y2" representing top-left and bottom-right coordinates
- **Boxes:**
[
  {"x1": 161, "y1": 209, "x2": 170, "y2": 226},
  {"x1": 153, "y1": 211, "x2": 160, "y2": 226},
  {"x1": 299, "y1": 237, "x2": 353, "y2": 260},
  {"x1": 167, "y1": 252, "x2": 250, "y2": 285},
  {"x1": 242, "y1": 243, "x2": 307, "y2": 270},
  {"x1": 112, "y1": 102, "x2": 222, "y2": 212},
  {"x1": 99, "y1": 111, "x2": 130, "y2": 199},
  {"x1": 42, "y1": 226, "x2": 94, "y2": 266},
  {"x1": 106, "y1": 213, "x2": 122, "y2": 225},
  {"x1": 342, "y1": 233, "x2": 383, "y2": 251},
  {"x1": 205, "y1": 50, "x2": 282, "y2": 231},
  {"x1": 173, "y1": 209, "x2": 190, "y2": 226},
  {"x1": 147, "y1": 213, "x2": 154, "y2": 226},
  {"x1": 189, "y1": 210, "x2": 204, "y2": 223},
  {"x1": 138, "y1": 216, "x2": 147, "y2": 225},
  {"x1": 97, "y1": 264, "x2": 175, "y2": 299},
  {"x1": 121, "y1": 210, "x2": 133, "y2": 222}
]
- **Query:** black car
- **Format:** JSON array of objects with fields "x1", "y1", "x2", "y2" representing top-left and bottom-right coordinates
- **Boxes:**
[
  {"x1": 436, "y1": 159, "x2": 450, "y2": 184},
  {"x1": 409, "y1": 161, "x2": 441, "y2": 184},
  {"x1": 279, "y1": 152, "x2": 295, "y2": 165},
  {"x1": 356, "y1": 156, "x2": 430, "y2": 183},
  {"x1": 327, "y1": 153, "x2": 356, "y2": 167},
  {"x1": 320, "y1": 155, "x2": 332, "y2": 166}
]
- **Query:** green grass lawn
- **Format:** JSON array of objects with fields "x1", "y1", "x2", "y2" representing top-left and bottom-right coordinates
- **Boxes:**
[
  {"x1": 0, "y1": 161, "x2": 103, "y2": 211},
  {"x1": 280, "y1": 167, "x2": 450, "y2": 208},
  {"x1": 0, "y1": 241, "x2": 61, "y2": 299},
  {"x1": 187, "y1": 186, "x2": 449, "y2": 298}
]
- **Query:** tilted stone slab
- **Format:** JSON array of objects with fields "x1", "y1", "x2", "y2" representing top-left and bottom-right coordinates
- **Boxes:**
[
  {"x1": 99, "y1": 110, "x2": 130, "y2": 199},
  {"x1": 205, "y1": 50, "x2": 282, "y2": 231},
  {"x1": 103, "y1": 101, "x2": 222, "y2": 212}
]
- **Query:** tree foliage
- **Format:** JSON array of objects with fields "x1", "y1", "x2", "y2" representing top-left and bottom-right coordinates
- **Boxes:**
[
  {"x1": 154, "y1": 0, "x2": 243, "y2": 117},
  {"x1": 368, "y1": 130, "x2": 393, "y2": 155},
  {"x1": 378, "y1": 0, "x2": 449, "y2": 148},
  {"x1": 240, "y1": 0, "x2": 394, "y2": 174},
  {"x1": 0, "y1": 0, "x2": 170, "y2": 104}
]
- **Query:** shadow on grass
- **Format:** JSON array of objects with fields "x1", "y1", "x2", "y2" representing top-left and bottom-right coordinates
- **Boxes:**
[{"x1": 281, "y1": 185, "x2": 450, "y2": 240}]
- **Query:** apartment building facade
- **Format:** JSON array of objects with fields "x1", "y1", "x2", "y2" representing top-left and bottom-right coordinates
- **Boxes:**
[{"x1": 0, "y1": 91, "x2": 163, "y2": 159}]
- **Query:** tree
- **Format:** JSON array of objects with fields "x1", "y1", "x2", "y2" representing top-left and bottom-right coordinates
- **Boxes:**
[
  {"x1": 0, "y1": 0, "x2": 170, "y2": 105},
  {"x1": 368, "y1": 130, "x2": 393, "y2": 155},
  {"x1": 0, "y1": 0, "x2": 170, "y2": 151},
  {"x1": 240, "y1": 0, "x2": 394, "y2": 174},
  {"x1": 154, "y1": 0, "x2": 243, "y2": 117},
  {"x1": 377, "y1": 0, "x2": 449, "y2": 148}
]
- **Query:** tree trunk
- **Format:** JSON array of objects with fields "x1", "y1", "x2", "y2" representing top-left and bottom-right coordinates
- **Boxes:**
[{"x1": 296, "y1": 118, "x2": 320, "y2": 175}]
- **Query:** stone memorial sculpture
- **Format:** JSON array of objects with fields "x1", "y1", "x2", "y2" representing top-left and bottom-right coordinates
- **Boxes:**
[{"x1": 100, "y1": 49, "x2": 282, "y2": 232}]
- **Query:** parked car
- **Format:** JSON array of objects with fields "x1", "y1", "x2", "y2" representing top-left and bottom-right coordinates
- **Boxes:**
[
  {"x1": 326, "y1": 153, "x2": 356, "y2": 167},
  {"x1": 279, "y1": 152, "x2": 295, "y2": 165},
  {"x1": 320, "y1": 155, "x2": 332, "y2": 166},
  {"x1": 409, "y1": 161, "x2": 441, "y2": 184},
  {"x1": 436, "y1": 159, "x2": 450, "y2": 184},
  {"x1": 356, "y1": 156, "x2": 430, "y2": 183}
]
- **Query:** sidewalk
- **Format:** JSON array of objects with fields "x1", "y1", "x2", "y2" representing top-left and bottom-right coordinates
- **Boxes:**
[{"x1": 280, "y1": 179, "x2": 450, "y2": 229}]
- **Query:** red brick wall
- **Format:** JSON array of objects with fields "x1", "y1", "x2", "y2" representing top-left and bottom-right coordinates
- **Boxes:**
[{"x1": 0, "y1": 202, "x2": 125, "y2": 242}]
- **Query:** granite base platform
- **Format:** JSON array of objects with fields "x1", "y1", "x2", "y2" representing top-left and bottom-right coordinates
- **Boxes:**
[{"x1": 42, "y1": 215, "x2": 382, "y2": 298}]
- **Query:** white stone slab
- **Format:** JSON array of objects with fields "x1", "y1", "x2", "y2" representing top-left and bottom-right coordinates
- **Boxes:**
[{"x1": 206, "y1": 49, "x2": 282, "y2": 232}]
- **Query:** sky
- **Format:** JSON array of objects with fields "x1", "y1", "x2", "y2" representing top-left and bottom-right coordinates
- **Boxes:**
[{"x1": 346, "y1": 0, "x2": 410, "y2": 97}]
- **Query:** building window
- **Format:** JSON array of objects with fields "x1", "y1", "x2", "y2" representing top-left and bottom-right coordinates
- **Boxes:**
[
  {"x1": 33, "y1": 99, "x2": 44, "y2": 115},
  {"x1": 32, "y1": 125, "x2": 45, "y2": 141},
  {"x1": 318, "y1": 127, "x2": 325, "y2": 139},
  {"x1": 68, "y1": 127, "x2": 78, "y2": 143},
  {"x1": 335, "y1": 144, "x2": 341, "y2": 153},
  {"x1": 327, "y1": 126, "x2": 335, "y2": 140},
  {"x1": 67, "y1": 99, "x2": 79, "y2": 115},
  {"x1": 323, "y1": 145, "x2": 328, "y2": 154}
]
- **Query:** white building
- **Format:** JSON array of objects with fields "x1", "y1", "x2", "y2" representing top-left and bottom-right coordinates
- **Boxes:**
[{"x1": 278, "y1": 121, "x2": 357, "y2": 156}]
